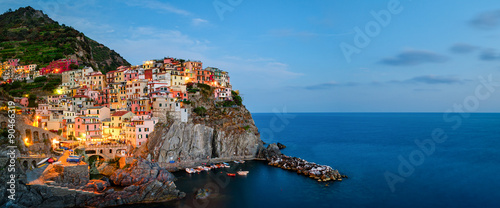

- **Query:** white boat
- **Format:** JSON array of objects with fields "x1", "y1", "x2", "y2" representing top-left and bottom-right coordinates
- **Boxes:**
[
  {"x1": 237, "y1": 171, "x2": 249, "y2": 176},
  {"x1": 36, "y1": 157, "x2": 50, "y2": 167},
  {"x1": 185, "y1": 168, "x2": 196, "y2": 174}
]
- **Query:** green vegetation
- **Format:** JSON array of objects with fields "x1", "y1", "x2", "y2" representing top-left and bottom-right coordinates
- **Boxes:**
[
  {"x1": 193, "y1": 106, "x2": 207, "y2": 116},
  {"x1": 197, "y1": 83, "x2": 213, "y2": 98},
  {"x1": 232, "y1": 90, "x2": 242, "y2": 106},
  {"x1": 0, "y1": 6, "x2": 130, "y2": 73},
  {"x1": 0, "y1": 74, "x2": 61, "y2": 99}
]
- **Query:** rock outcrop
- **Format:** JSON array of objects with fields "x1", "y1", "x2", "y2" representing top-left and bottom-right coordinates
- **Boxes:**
[
  {"x1": 40, "y1": 164, "x2": 89, "y2": 188},
  {"x1": 145, "y1": 121, "x2": 264, "y2": 163},
  {"x1": 110, "y1": 158, "x2": 175, "y2": 186},
  {"x1": 0, "y1": 156, "x2": 183, "y2": 208},
  {"x1": 258, "y1": 143, "x2": 282, "y2": 159},
  {"x1": 277, "y1": 142, "x2": 287, "y2": 150}
]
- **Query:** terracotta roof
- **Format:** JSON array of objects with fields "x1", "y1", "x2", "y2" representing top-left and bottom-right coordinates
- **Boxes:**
[
  {"x1": 112, "y1": 111, "x2": 130, "y2": 117},
  {"x1": 73, "y1": 95, "x2": 89, "y2": 98}
]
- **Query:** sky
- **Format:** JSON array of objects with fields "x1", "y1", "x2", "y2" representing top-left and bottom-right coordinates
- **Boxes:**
[{"x1": 1, "y1": 0, "x2": 500, "y2": 112}]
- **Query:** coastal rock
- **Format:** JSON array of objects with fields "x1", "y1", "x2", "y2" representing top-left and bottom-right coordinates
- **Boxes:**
[
  {"x1": 39, "y1": 164, "x2": 89, "y2": 187},
  {"x1": 146, "y1": 121, "x2": 264, "y2": 163},
  {"x1": 277, "y1": 142, "x2": 286, "y2": 150},
  {"x1": 97, "y1": 162, "x2": 117, "y2": 176},
  {"x1": 258, "y1": 143, "x2": 282, "y2": 159},
  {"x1": 267, "y1": 155, "x2": 345, "y2": 182},
  {"x1": 195, "y1": 188, "x2": 211, "y2": 199},
  {"x1": 82, "y1": 179, "x2": 110, "y2": 193},
  {"x1": 110, "y1": 158, "x2": 175, "y2": 186}
]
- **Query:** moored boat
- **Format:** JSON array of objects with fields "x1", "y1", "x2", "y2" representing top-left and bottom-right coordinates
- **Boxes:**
[{"x1": 237, "y1": 171, "x2": 249, "y2": 176}]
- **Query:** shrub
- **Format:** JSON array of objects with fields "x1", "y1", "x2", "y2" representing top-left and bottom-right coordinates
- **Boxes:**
[
  {"x1": 193, "y1": 106, "x2": 207, "y2": 116},
  {"x1": 34, "y1": 76, "x2": 47, "y2": 83},
  {"x1": 222, "y1": 100, "x2": 235, "y2": 107},
  {"x1": 233, "y1": 94, "x2": 242, "y2": 106}
]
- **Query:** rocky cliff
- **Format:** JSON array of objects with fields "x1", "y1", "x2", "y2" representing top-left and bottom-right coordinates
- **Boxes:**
[
  {"x1": 145, "y1": 121, "x2": 263, "y2": 163},
  {"x1": 137, "y1": 83, "x2": 265, "y2": 164}
]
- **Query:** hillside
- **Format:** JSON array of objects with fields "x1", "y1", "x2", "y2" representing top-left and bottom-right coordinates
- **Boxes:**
[{"x1": 0, "y1": 6, "x2": 130, "y2": 73}]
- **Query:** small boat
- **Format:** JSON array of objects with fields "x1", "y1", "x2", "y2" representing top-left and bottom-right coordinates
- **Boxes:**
[
  {"x1": 222, "y1": 162, "x2": 230, "y2": 168},
  {"x1": 36, "y1": 157, "x2": 50, "y2": 167},
  {"x1": 227, "y1": 173, "x2": 236, "y2": 177},
  {"x1": 185, "y1": 168, "x2": 196, "y2": 174},
  {"x1": 195, "y1": 166, "x2": 204, "y2": 172},
  {"x1": 238, "y1": 160, "x2": 245, "y2": 164},
  {"x1": 237, "y1": 171, "x2": 249, "y2": 176},
  {"x1": 66, "y1": 155, "x2": 81, "y2": 163}
]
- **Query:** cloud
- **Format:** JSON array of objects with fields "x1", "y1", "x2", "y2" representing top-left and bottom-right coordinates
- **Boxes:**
[
  {"x1": 380, "y1": 50, "x2": 449, "y2": 66},
  {"x1": 192, "y1": 18, "x2": 208, "y2": 26},
  {"x1": 393, "y1": 75, "x2": 465, "y2": 85},
  {"x1": 304, "y1": 81, "x2": 359, "y2": 90},
  {"x1": 449, "y1": 43, "x2": 479, "y2": 54},
  {"x1": 303, "y1": 75, "x2": 467, "y2": 91},
  {"x1": 266, "y1": 29, "x2": 353, "y2": 38},
  {"x1": 470, "y1": 10, "x2": 500, "y2": 29},
  {"x1": 125, "y1": 0, "x2": 190, "y2": 16},
  {"x1": 479, "y1": 49, "x2": 500, "y2": 61},
  {"x1": 107, "y1": 26, "x2": 211, "y2": 64},
  {"x1": 413, "y1": 88, "x2": 442, "y2": 92}
]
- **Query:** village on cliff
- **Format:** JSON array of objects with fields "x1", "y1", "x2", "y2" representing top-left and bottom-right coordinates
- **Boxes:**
[{"x1": 0, "y1": 57, "x2": 233, "y2": 151}]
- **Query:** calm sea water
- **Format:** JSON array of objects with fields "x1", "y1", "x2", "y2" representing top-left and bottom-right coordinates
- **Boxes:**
[{"x1": 129, "y1": 113, "x2": 500, "y2": 208}]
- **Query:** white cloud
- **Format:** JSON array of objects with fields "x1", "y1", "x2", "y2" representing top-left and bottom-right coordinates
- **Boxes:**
[
  {"x1": 124, "y1": 0, "x2": 190, "y2": 16},
  {"x1": 107, "y1": 27, "x2": 211, "y2": 64},
  {"x1": 192, "y1": 18, "x2": 208, "y2": 26}
]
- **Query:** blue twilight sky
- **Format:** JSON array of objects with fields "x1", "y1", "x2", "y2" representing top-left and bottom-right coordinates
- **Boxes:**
[{"x1": 2, "y1": 0, "x2": 500, "y2": 112}]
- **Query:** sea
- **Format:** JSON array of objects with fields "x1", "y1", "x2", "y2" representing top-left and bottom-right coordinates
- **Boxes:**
[{"x1": 128, "y1": 113, "x2": 500, "y2": 208}]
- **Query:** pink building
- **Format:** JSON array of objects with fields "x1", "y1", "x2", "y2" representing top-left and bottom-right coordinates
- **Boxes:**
[
  {"x1": 84, "y1": 90, "x2": 100, "y2": 101},
  {"x1": 96, "y1": 87, "x2": 110, "y2": 107},
  {"x1": 130, "y1": 115, "x2": 158, "y2": 147},
  {"x1": 8, "y1": 59, "x2": 19, "y2": 67},
  {"x1": 74, "y1": 116, "x2": 102, "y2": 140},
  {"x1": 124, "y1": 70, "x2": 139, "y2": 82},
  {"x1": 47, "y1": 95, "x2": 65, "y2": 104},
  {"x1": 164, "y1": 58, "x2": 174, "y2": 64},
  {"x1": 214, "y1": 87, "x2": 232, "y2": 101},
  {"x1": 148, "y1": 81, "x2": 170, "y2": 94},
  {"x1": 14, "y1": 97, "x2": 29, "y2": 107},
  {"x1": 170, "y1": 90, "x2": 188, "y2": 101}
]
